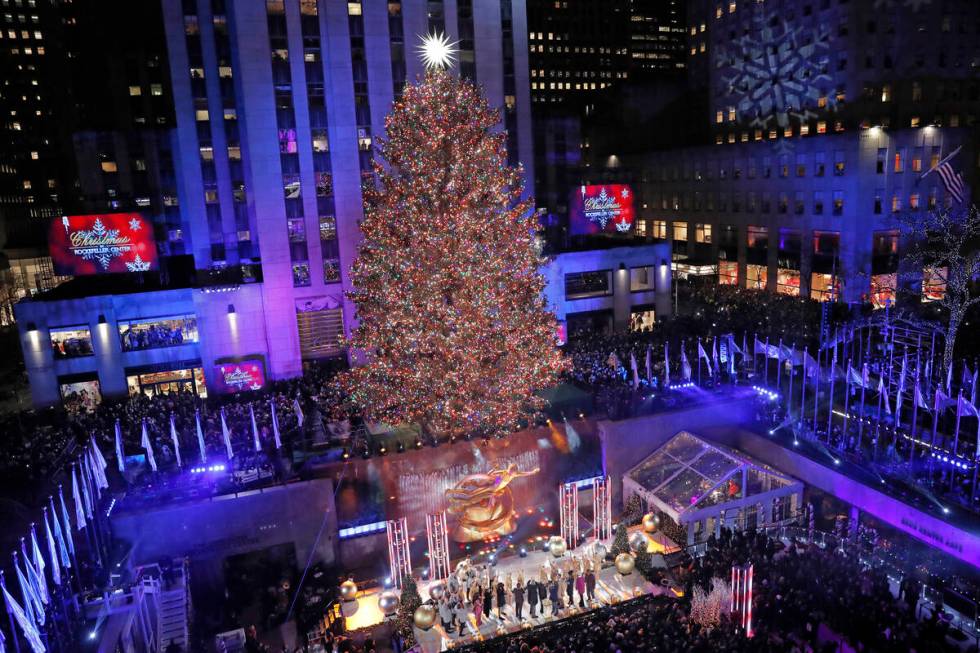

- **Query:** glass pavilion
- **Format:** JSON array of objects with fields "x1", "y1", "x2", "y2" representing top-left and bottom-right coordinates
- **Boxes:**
[{"x1": 623, "y1": 431, "x2": 803, "y2": 545}]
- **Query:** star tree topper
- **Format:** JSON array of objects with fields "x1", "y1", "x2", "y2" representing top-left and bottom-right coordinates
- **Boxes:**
[{"x1": 418, "y1": 31, "x2": 458, "y2": 70}]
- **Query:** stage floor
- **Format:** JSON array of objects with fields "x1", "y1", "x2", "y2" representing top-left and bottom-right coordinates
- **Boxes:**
[{"x1": 340, "y1": 537, "x2": 680, "y2": 652}]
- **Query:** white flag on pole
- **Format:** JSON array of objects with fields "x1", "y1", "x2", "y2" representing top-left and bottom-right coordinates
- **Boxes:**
[
  {"x1": 114, "y1": 419, "x2": 125, "y2": 472},
  {"x1": 170, "y1": 413, "x2": 182, "y2": 468},
  {"x1": 271, "y1": 400, "x2": 282, "y2": 449},
  {"x1": 196, "y1": 409, "x2": 207, "y2": 464},
  {"x1": 43, "y1": 510, "x2": 60, "y2": 587},
  {"x1": 70, "y1": 468, "x2": 86, "y2": 530},
  {"x1": 141, "y1": 419, "x2": 157, "y2": 472},
  {"x1": 3, "y1": 583, "x2": 46, "y2": 653},
  {"x1": 293, "y1": 397, "x2": 305, "y2": 428},
  {"x1": 221, "y1": 408, "x2": 234, "y2": 459},
  {"x1": 250, "y1": 404, "x2": 261, "y2": 452}
]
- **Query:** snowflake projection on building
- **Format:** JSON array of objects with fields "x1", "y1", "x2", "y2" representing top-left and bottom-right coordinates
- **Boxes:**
[
  {"x1": 77, "y1": 218, "x2": 124, "y2": 269},
  {"x1": 129, "y1": 217, "x2": 142, "y2": 231},
  {"x1": 715, "y1": 13, "x2": 835, "y2": 130},
  {"x1": 125, "y1": 254, "x2": 151, "y2": 272},
  {"x1": 873, "y1": 0, "x2": 932, "y2": 10}
]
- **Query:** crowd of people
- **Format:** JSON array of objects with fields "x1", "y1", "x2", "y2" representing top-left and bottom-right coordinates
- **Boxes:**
[
  {"x1": 0, "y1": 360, "x2": 347, "y2": 504},
  {"x1": 120, "y1": 319, "x2": 194, "y2": 351},
  {"x1": 457, "y1": 527, "x2": 971, "y2": 653}
]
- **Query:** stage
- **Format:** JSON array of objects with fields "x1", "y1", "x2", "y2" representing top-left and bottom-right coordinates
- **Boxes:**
[{"x1": 344, "y1": 537, "x2": 682, "y2": 652}]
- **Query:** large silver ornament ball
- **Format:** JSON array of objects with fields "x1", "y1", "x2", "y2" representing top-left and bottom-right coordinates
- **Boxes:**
[
  {"x1": 593, "y1": 543, "x2": 607, "y2": 559},
  {"x1": 615, "y1": 553, "x2": 635, "y2": 575},
  {"x1": 428, "y1": 580, "x2": 446, "y2": 602},
  {"x1": 549, "y1": 536, "x2": 567, "y2": 557},
  {"x1": 413, "y1": 604, "x2": 437, "y2": 630},
  {"x1": 629, "y1": 531, "x2": 648, "y2": 553},
  {"x1": 378, "y1": 591, "x2": 399, "y2": 616},
  {"x1": 339, "y1": 579, "x2": 358, "y2": 602}
]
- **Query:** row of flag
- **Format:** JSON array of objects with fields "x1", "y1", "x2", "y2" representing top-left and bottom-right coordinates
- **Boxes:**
[
  {"x1": 2, "y1": 438, "x2": 109, "y2": 653},
  {"x1": 115, "y1": 399, "x2": 304, "y2": 472}
]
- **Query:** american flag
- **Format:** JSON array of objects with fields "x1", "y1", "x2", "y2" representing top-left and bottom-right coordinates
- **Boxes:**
[{"x1": 924, "y1": 145, "x2": 968, "y2": 205}]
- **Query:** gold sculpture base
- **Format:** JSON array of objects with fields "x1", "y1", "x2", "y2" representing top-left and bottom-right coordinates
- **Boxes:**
[{"x1": 445, "y1": 463, "x2": 539, "y2": 542}]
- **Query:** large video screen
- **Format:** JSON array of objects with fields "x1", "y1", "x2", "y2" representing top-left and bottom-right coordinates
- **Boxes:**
[
  {"x1": 213, "y1": 358, "x2": 267, "y2": 394},
  {"x1": 569, "y1": 184, "x2": 635, "y2": 235},
  {"x1": 49, "y1": 213, "x2": 158, "y2": 276}
]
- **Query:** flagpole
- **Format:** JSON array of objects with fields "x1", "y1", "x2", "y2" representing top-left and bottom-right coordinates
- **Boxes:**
[
  {"x1": 776, "y1": 338, "x2": 783, "y2": 392},
  {"x1": 57, "y1": 487, "x2": 81, "y2": 597},
  {"x1": 858, "y1": 364, "x2": 867, "y2": 450},
  {"x1": 842, "y1": 357, "x2": 852, "y2": 450},
  {"x1": 910, "y1": 352, "x2": 920, "y2": 464},
  {"x1": 1, "y1": 571, "x2": 22, "y2": 653},
  {"x1": 697, "y1": 337, "x2": 702, "y2": 387},
  {"x1": 812, "y1": 347, "x2": 820, "y2": 434},
  {"x1": 930, "y1": 391, "x2": 941, "y2": 468},
  {"x1": 764, "y1": 336, "x2": 769, "y2": 386},
  {"x1": 874, "y1": 384, "x2": 883, "y2": 461},
  {"x1": 787, "y1": 344, "x2": 795, "y2": 421},
  {"x1": 826, "y1": 349, "x2": 837, "y2": 442},
  {"x1": 799, "y1": 347, "x2": 807, "y2": 428},
  {"x1": 950, "y1": 390, "x2": 963, "y2": 492}
]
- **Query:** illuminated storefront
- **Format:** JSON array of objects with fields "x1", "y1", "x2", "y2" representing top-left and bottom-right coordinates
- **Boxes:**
[
  {"x1": 50, "y1": 326, "x2": 94, "y2": 359},
  {"x1": 776, "y1": 268, "x2": 800, "y2": 296},
  {"x1": 718, "y1": 260, "x2": 738, "y2": 285},
  {"x1": 810, "y1": 273, "x2": 841, "y2": 302},
  {"x1": 922, "y1": 267, "x2": 947, "y2": 302},
  {"x1": 746, "y1": 264, "x2": 767, "y2": 290},
  {"x1": 126, "y1": 364, "x2": 207, "y2": 398},
  {"x1": 870, "y1": 273, "x2": 897, "y2": 309}
]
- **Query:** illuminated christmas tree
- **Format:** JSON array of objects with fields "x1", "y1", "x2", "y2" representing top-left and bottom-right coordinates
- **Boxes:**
[{"x1": 339, "y1": 65, "x2": 568, "y2": 440}]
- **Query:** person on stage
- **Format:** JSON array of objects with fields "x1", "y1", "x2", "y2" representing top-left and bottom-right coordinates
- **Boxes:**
[
  {"x1": 576, "y1": 570, "x2": 587, "y2": 607},
  {"x1": 586, "y1": 567, "x2": 597, "y2": 602},
  {"x1": 513, "y1": 581, "x2": 525, "y2": 620},
  {"x1": 527, "y1": 579, "x2": 539, "y2": 617},
  {"x1": 495, "y1": 581, "x2": 506, "y2": 619}
]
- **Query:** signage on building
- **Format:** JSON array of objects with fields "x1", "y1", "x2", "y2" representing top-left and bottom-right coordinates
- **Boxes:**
[
  {"x1": 569, "y1": 184, "x2": 635, "y2": 235},
  {"x1": 49, "y1": 213, "x2": 159, "y2": 276},
  {"x1": 214, "y1": 359, "x2": 266, "y2": 394}
]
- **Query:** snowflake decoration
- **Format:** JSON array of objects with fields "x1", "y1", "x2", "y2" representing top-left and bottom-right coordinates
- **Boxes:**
[
  {"x1": 620, "y1": 188, "x2": 630, "y2": 199},
  {"x1": 126, "y1": 254, "x2": 151, "y2": 272},
  {"x1": 874, "y1": 0, "x2": 931, "y2": 10},
  {"x1": 716, "y1": 13, "x2": 835, "y2": 129},
  {"x1": 76, "y1": 218, "x2": 125, "y2": 269},
  {"x1": 129, "y1": 217, "x2": 142, "y2": 231}
]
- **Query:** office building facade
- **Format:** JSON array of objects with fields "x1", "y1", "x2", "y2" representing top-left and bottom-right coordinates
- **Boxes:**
[{"x1": 602, "y1": 0, "x2": 977, "y2": 306}]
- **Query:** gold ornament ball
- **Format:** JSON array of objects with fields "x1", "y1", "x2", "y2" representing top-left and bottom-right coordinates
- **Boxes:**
[
  {"x1": 378, "y1": 591, "x2": 399, "y2": 616},
  {"x1": 414, "y1": 604, "x2": 437, "y2": 630},
  {"x1": 339, "y1": 579, "x2": 358, "y2": 602},
  {"x1": 629, "y1": 531, "x2": 648, "y2": 553},
  {"x1": 615, "y1": 552, "x2": 635, "y2": 575},
  {"x1": 549, "y1": 536, "x2": 567, "y2": 557},
  {"x1": 641, "y1": 513, "x2": 658, "y2": 533}
]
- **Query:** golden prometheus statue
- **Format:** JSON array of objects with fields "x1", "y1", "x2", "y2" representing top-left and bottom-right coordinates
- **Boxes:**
[{"x1": 445, "y1": 463, "x2": 539, "y2": 542}]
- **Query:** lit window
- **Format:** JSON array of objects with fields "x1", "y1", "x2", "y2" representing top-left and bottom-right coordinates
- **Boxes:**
[
  {"x1": 199, "y1": 146, "x2": 213, "y2": 161},
  {"x1": 672, "y1": 221, "x2": 688, "y2": 241},
  {"x1": 100, "y1": 161, "x2": 117, "y2": 173},
  {"x1": 150, "y1": 83, "x2": 162, "y2": 96},
  {"x1": 128, "y1": 85, "x2": 141, "y2": 96},
  {"x1": 195, "y1": 109, "x2": 209, "y2": 121},
  {"x1": 29, "y1": 150, "x2": 37, "y2": 159},
  {"x1": 695, "y1": 223, "x2": 712, "y2": 243}
]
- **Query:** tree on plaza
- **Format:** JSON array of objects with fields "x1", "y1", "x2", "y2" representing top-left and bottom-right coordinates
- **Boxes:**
[
  {"x1": 337, "y1": 66, "x2": 568, "y2": 440},
  {"x1": 395, "y1": 574, "x2": 422, "y2": 646},
  {"x1": 898, "y1": 206, "x2": 980, "y2": 370},
  {"x1": 621, "y1": 494, "x2": 643, "y2": 526},
  {"x1": 610, "y1": 523, "x2": 630, "y2": 557}
]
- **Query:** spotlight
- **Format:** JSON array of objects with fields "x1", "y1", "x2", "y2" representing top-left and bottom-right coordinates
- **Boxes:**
[
  {"x1": 833, "y1": 459, "x2": 840, "y2": 465},
  {"x1": 88, "y1": 631, "x2": 97, "y2": 641},
  {"x1": 793, "y1": 440, "x2": 799, "y2": 446},
  {"x1": 342, "y1": 449, "x2": 350, "y2": 460},
  {"x1": 379, "y1": 445, "x2": 387, "y2": 455},
  {"x1": 942, "y1": 507, "x2": 950, "y2": 514},
  {"x1": 396, "y1": 442, "x2": 405, "y2": 453},
  {"x1": 768, "y1": 430, "x2": 774, "y2": 435},
  {"x1": 415, "y1": 439, "x2": 423, "y2": 449}
]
